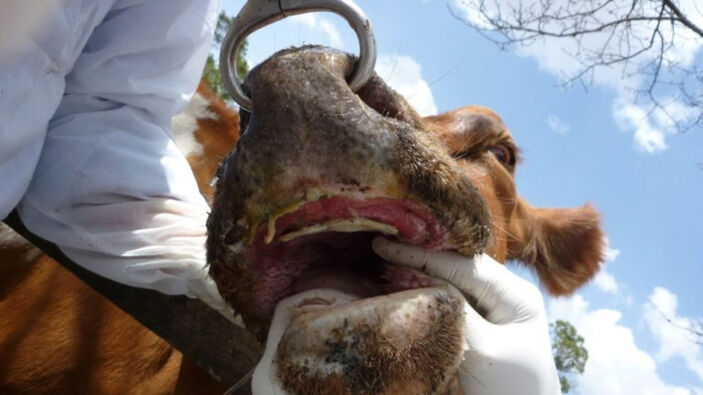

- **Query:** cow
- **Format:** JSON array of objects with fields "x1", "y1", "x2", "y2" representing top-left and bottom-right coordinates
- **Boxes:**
[
  {"x1": 207, "y1": 47, "x2": 604, "y2": 394},
  {"x1": 0, "y1": 82, "x2": 238, "y2": 394}
]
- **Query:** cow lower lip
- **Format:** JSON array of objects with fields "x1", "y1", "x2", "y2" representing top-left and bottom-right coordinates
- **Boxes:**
[{"x1": 265, "y1": 286, "x2": 468, "y2": 395}]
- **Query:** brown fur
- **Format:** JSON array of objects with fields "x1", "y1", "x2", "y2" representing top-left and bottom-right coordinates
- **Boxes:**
[
  {"x1": 184, "y1": 82, "x2": 240, "y2": 202},
  {"x1": 0, "y1": 82, "x2": 238, "y2": 394},
  {"x1": 424, "y1": 106, "x2": 603, "y2": 294}
]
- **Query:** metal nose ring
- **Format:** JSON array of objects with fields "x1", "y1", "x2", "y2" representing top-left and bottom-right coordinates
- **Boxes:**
[{"x1": 219, "y1": 0, "x2": 377, "y2": 112}]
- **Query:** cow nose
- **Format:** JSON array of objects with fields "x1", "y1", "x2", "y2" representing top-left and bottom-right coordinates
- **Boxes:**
[
  {"x1": 238, "y1": 46, "x2": 423, "y2": 139},
  {"x1": 213, "y1": 46, "x2": 491, "y2": 268},
  {"x1": 230, "y1": 47, "x2": 412, "y2": 193}
]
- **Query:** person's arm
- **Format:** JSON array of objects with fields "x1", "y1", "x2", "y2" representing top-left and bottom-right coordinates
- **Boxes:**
[
  {"x1": 16, "y1": 0, "x2": 228, "y2": 314},
  {"x1": 373, "y1": 237, "x2": 561, "y2": 395}
]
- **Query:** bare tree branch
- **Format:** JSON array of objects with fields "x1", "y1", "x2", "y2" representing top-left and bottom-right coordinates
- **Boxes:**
[
  {"x1": 663, "y1": 0, "x2": 703, "y2": 38},
  {"x1": 453, "y1": 0, "x2": 703, "y2": 133},
  {"x1": 659, "y1": 310, "x2": 703, "y2": 345}
]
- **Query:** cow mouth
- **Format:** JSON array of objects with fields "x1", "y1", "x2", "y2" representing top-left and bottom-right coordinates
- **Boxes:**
[
  {"x1": 241, "y1": 195, "x2": 468, "y2": 393},
  {"x1": 242, "y1": 195, "x2": 453, "y2": 326}
]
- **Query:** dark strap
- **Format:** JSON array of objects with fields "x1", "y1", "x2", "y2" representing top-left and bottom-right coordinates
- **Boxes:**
[{"x1": 3, "y1": 210, "x2": 261, "y2": 394}]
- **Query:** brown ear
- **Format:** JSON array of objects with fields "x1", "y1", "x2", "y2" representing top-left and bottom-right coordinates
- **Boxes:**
[{"x1": 508, "y1": 200, "x2": 605, "y2": 295}]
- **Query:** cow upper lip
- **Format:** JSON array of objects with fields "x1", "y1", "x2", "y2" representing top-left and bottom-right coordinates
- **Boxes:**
[{"x1": 241, "y1": 195, "x2": 450, "y2": 325}]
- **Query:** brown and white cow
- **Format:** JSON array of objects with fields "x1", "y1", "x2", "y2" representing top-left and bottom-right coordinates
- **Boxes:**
[
  {"x1": 207, "y1": 47, "x2": 604, "y2": 394},
  {"x1": 0, "y1": 82, "x2": 238, "y2": 394}
]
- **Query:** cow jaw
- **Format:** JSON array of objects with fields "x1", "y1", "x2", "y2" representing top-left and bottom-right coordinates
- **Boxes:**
[{"x1": 254, "y1": 286, "x2": 468, "y2": 395}]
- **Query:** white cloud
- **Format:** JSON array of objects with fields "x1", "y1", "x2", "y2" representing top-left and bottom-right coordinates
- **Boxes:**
[
  {"x1": 593, "y1": 270, "x2": 618, "y2": 294},
  {"x1": 451, "y1": 0, "x2": 703, "y2": 154},
  {"x1": 604, "y1": 243, "x2": 621, "y2": 262},
  {"x1": 549, "y1": 241, "x2": 701, "y2": 392},
  {"x1": 289, "y1": 14, "x2": 344, "y2": 48},
  {"x1": 375, "y1": 54, "x2": 438, "y2": 116},
  {"x1": 614, "y1": 100, "x2": 669, "y2": 154},
  {"x1": 592, "y1": 238, "x2": 620, "y2": 294},
  {"x1": 546, "y1": 114, "x2": 570, "y2": 135},
  {"x1": 549, "y1": 295, "x2": 693, "y2": 395},
  {"x1": 644, "y1": 287, "x2": 703, "y2": 382}
]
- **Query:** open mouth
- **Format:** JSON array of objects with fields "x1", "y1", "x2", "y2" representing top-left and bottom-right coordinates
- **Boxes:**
[
  {"x1": 241, "y1": 195, "x2": 452, "y2": 325},
  {"x1": 244, "y1": 196, "x2": 469, "y2": 394}
]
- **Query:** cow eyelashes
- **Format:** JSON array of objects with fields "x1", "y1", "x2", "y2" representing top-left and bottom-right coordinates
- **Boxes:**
[{"x1": 452, "y1": 144, "x2": 515, "y2": 167}]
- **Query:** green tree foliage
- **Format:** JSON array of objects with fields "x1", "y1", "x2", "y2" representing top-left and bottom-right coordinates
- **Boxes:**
[
  {"x1": 551, "y1": 320, "x2": 588, "y2": 393},
  {"x1": 201, "y1": 12, "x2": 249, "y2": 101}
]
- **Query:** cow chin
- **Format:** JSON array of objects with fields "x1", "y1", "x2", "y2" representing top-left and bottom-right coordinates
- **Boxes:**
[{"x1": 253, "y1": 287, "x2": 467, "y2": 395}]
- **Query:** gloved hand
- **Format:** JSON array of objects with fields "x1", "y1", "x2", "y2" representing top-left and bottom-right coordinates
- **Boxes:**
[{"x1": 373, "y1": 237, "x2": 561, "y2": 395}]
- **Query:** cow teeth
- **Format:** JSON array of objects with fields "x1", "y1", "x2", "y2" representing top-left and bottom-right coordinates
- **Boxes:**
[{"x1": 279, "y1": 218, "x2": 399, "y2": 242}]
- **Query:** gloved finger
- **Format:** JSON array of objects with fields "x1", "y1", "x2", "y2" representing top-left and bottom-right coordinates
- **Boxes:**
[
  {"x1": 372, "y1": 237, "x2": 504, "y2": 293},
  {"x1": 372, "y1": 237, "x2": 543, "y2": 323},
  {"x1": 371, "y1": 236, "x2": 429, "y2": 270},
  {"x1": 460, "y1": 295, "x2": 492, "y2": 333}
]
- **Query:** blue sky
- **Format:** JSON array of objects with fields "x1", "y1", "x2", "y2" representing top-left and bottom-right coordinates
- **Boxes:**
[{"x1": 223, "y1": 1, "x2": 703, "y2": 393}]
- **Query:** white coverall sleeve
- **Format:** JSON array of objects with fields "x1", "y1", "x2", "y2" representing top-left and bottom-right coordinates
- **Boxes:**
[
  {"x1": 0, "y1": 1, "x2": 114, "y2": 220},
  {"x1": 14, "y1": 0, "x2": 224, "y2": 303}
]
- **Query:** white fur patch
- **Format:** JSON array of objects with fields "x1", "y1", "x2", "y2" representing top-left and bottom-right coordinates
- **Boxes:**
[
  {"x1": 172, "y1": 93, "x2": 218, "y2": 157},
  {"x1": 0, "y1": 223, "x2": 42, "y2": 262}
]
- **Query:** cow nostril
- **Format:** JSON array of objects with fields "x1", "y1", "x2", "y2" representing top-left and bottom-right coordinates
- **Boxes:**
[
  {"x1": 356, "y1": 75, "x2": 424, "y2": 127},
  {"x1": 238, "y1": 107, "x2": 251, "y2": 134}
]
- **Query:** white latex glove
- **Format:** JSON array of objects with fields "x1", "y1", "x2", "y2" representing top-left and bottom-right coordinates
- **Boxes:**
[{"x1": 373, "y1": 237, "x2": 561, "y2": 395}]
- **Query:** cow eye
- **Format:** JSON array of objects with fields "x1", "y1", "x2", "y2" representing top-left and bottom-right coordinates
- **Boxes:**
[{"x1": 487, "y1": 145, "x2": 513, "y2": 165}]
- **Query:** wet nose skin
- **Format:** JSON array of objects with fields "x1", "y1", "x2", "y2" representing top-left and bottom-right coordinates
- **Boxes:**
[{"x1": 234, "y1": 47, "x2": 417, "y2": 206}]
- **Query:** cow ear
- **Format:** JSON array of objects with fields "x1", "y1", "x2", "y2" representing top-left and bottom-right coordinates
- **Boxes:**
[{"x1": 508, "y1": 201, "x2": 605, "y2": 295}]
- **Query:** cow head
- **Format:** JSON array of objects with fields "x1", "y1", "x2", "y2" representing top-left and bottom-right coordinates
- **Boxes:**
[{"x1": 207, "y1": 47, "x2": 604, "y2": 394}]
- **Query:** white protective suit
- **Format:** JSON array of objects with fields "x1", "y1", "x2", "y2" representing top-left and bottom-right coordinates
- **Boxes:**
[{"x1": 0, "y1": 0, "x2": 227, "y2": 312}]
